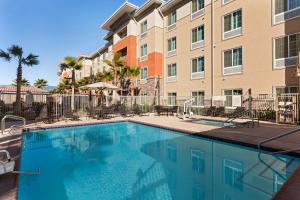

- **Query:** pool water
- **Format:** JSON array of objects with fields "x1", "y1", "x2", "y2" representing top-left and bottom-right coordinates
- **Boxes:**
[
  {"x1": 192, "y1": 119, "x2": 236, "y2": 127},
  {"x1": 19, "y1": 122, "x2": 300, "y2": 200}
]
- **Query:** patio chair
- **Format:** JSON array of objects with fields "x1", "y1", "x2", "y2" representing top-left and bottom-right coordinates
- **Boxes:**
[
  {"x1": 86, "y1": 107, "x2": 96, "y2": 119},
  {"x1": 64, "y1": 111, "x2": 80, "y2": 121},
  {"x1": 155, "y1": 106, "x2": 162, "y2": 116},
  {"x1": 215, "y1": 107, "x2": 225, "y2": 117},
  {"x1": 170, "y1": 106, "x2": 178, "y2": 116},
  {"x1": 35, "y1": 105, "x2": 54, "y2": 124}
]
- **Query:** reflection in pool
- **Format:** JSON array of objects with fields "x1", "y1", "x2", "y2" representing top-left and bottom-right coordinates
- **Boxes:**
[{"x1": 19, "y1": 122, "x2": 300, "y2": 200}]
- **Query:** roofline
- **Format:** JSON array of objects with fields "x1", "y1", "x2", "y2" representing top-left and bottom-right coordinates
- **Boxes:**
[
  {"x1": 160, "y1": 0, "x2": 181, "y2": 13},
  {"x1": 101, "y1": 1, "x2": 139, "y2": 30},
  {"x1": 134, "y1": 0, "x2": 165, "y2": 17}
]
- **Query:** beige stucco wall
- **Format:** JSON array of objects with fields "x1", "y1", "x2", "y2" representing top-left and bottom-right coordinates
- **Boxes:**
[
  {"x1": 163, "y1": 0, "x2": 300, "y2": 98},
  {"x1": 164, "y1": 0, "x2": 213, "y2": 97}
]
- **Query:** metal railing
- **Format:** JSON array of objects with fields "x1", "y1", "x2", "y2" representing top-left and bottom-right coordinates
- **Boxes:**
[
  {"x1": 258, "y1": 128, "x2": 300, "y2": 154},
  {"x1": 1, "y1": 115, "x2": 26, "y2": 135}
]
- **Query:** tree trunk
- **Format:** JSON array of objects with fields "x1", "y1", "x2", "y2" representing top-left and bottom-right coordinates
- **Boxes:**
[
  {"x1": 71, "y1": 69, "x2": 75, "y2": 111},
  {"x1": 15, "y1": 63, "x2": 22, "y2": 115}
]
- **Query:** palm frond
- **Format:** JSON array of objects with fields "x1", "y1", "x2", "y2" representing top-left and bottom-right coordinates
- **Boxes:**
[
  {"x1": 103, "y1": 59, "x2": 113, "y2": 67},
  {"x1": 0, "y1": 49, "x2": 11, "y2": 61},
  {"x1": 8, "y1": 45, "x2": 23, "y2": 57},
  {"x1": 22, "y1": 54, "x2": 39, "y2": 66}
]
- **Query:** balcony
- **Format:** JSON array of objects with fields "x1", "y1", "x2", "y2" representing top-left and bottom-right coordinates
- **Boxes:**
[{"x1": 167, "y1": 23, "x2": 176, "y2": 32}]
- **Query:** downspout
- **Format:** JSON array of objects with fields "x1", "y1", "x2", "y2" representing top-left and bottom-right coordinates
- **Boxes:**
[
  {"x1": 211, "y1": 0, "x2": 215, "y2": 105},
  {"x1": 158, "y1": 7, "x2": 166, "y2": 102}
]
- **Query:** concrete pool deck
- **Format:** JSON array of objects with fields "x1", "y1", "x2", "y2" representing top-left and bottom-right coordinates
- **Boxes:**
[{"x1": 1, "y1": 115, "x2": 300, "y2": 200}]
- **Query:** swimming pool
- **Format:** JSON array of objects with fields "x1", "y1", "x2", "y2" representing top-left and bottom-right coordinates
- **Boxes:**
[
  {"x1": 192, "y1": 119, "x2": 236, "y2": 127},
  {"x1": 18, "y1": 122, "x2": 300, "y2": 200}
]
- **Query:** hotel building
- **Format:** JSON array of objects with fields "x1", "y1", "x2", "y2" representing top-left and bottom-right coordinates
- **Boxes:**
[{"x1": 71, "y1": 0, "x2": 300, "y2": 107}]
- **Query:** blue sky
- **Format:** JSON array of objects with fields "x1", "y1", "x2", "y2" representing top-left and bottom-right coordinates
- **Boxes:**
[{"x1": 0, "y1": 0, "x2": 144, "y2": 86}]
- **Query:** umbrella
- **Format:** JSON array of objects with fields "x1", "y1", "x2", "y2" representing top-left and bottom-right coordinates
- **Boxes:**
[{"x1": 79, "y1": 82, "x2": 119, "y2": 90}]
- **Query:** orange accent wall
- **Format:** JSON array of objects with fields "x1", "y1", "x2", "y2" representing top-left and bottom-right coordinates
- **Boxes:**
[
  {"x1": 138, "y1": 52, "x2": 163, "y2": 77},
  {"x1": 113, "y1": 35, "x2": 137, "y2": 67}
]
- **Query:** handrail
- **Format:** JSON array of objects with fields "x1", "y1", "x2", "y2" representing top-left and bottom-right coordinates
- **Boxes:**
[
  {"x1": 183, "y1": 98, "x2": 195, "y2": 119},
  {"x1": 0, "y1": 149, "x2": 11, "y2": 161},
  {"x1": 258, "y1": 128, "x2": 300, "y2": 154},
  {"x1": 1, "y1": 115, "x2": 26, "y2": 135}
]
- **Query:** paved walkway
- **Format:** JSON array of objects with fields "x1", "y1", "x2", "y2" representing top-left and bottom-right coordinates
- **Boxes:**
[{"x1": 1, "y1": 115, "x2": 300, "y2": 200}]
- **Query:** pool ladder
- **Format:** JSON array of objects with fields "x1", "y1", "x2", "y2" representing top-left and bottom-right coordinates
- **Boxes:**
[
  {"x1": 1, "y1": 115, "x2": 26, "y2": 135},
  {"x1": 258, "y1": 128, "x2": 300, "y2": 155}
]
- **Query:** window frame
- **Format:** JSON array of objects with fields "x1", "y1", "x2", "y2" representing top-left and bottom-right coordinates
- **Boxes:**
[
  {"x1": 223, "y1": 9, "x2": 243, "y2": 34},
  {"x1": 274, "y1": 32, "x2": 300, "y2": 59},
  {"x1": 191, "y1": 91, "x2": 205, "y2": 107},
  {"x1": 192, "y1": 25, "x2": 205, "y2": 44},
  {"x1": 140, "y1": 43, "x2": 148, "y2": 58},
  {"x1": 223, "y1": 46, "x2": 243, "y2": 75},
  {"x1": 192, "y1": 0, "x2": 205, "y2": 14},
  {"x1": 140, "y1": 67, "x2": 148, "y2": 80},
  {"x1": 140, "y1": 20, "x2": 148, "y2": 34},
  {"x1": 191, "y1": 56, "x2": 205, "y2": 74},
  {"x1": 167, "y1": 63, "x2": 177, "y2": 77},
  {"x1": 168, "y1": 37, "x2": 177, "y2": 52},
  {"x1": 168, "y1": 10, "x2": 177, "y2": 26},
  {"x1": 167, "y1": 92, "x2": 177, "y2": 106}
]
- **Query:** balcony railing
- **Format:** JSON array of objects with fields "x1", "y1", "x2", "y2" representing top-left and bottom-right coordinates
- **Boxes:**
[
  {"x1": 223, "y1": 65, "x2": 243, "y2": 75},
  {"x1": 274, "y1": 57, "x2": 298, "y2": 69},
  {"x1": 191, "y1": 40, "x2": 204, "y2": 50}
]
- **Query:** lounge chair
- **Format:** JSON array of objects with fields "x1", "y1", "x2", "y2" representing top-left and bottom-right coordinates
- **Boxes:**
[{"x1": 64, "y1": 111, "x2": 80, "y2": 121}]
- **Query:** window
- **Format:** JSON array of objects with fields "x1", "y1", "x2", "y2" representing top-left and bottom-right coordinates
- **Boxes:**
[
  {"x1": 224, "y1": 10, "x2": 242, "y2": 33},
  {"x1": 140, "y1": 67, "x2": 148, "y2": 80},
  {"x1": 140, "y1": 44, "x2": 148, "y2": 58},
  {"x1": 168, "y1": 37, "x2": 177, "y2": 52},
  {"x1": 192, "y1": 26, "x2": 204, "y2": 43},
  {"x1": 192, "y1": 0, "x2": 205, "y2": 13},
  {"x1": 168, "y1": 92, "x2": 177, "y2": 106},
  {"x1": 192, "y1": 91, "x2": 205, "y2": 107},
  {"x1": 224, "y1": 47, "x2": 243, "y2": 68},
  {"x1": 275, "y1": 33, "x2": 300, "y2": 59},
  {"x1": 192, "y1": 186, "x2": 205, "y2": 200},
  {"x1": 223, "y1": 89, "x2": 243, "y2": 107},
  {"x1": 141, "y1": 20, "x2": 147, "y2": 34},
  {"x1": 167, "y1": 143, "x2": 177, "y2": 162},
  {"x1": 168, "y1": 11, "x2": 177, "y2": 26},
  {"x1": 275, "y1": 86, "x2": 298, "y2": 95},
  {"x1": 192, "y1": 57, "x2": 205, "y2": 73},
  {"x1": 223, "y1": 159, "x2": 244, "y2": 191},
  {"x1": 168, "y1": 63, "x2": 177, "y2": 77},
  {"x1": 275, "y1": 0, "x2": 300, "y2": 14}
]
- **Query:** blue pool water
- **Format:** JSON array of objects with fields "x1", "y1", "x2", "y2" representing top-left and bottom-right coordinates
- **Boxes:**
[
  {"x1": 19, "y1": 122, "x2": 300, "y2": 200},
  {"x1": 192, "y1": 119, "x2": 236, "y2": 127}
]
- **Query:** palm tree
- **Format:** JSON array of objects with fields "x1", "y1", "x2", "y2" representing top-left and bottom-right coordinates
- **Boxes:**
[
  {"x1": 128, "y1": 67, "x2": 141, "y2": 90},
  {"x1": 96, "y1": 71, "x2": 113, "y2": 82},
  {"x1": 34, "y1": 79, "x2": 48, "y2": 89},
  {"x1": 103, "y1": 53, "x2": 125, "y2": 85},
  {"x1": 12, "y1": 78, "x2": 31, "y2": 87},
  {"x1": 0, "y1": 45, "x2": 39, "y2": 114},
  {"x1": 59, "y1": 57, "x2": 82, "y2": 111}
]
